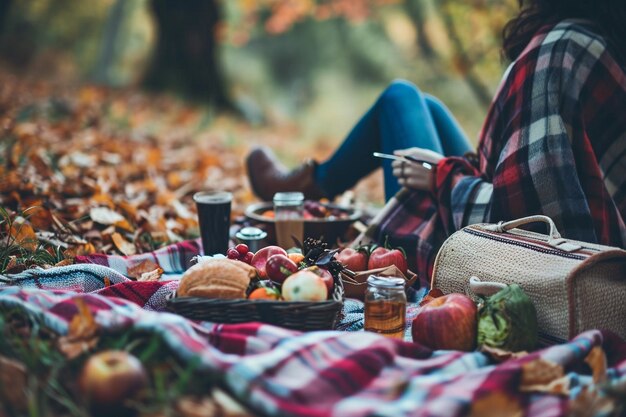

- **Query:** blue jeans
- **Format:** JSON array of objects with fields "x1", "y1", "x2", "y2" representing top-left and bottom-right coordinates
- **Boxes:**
[{"x1": 315, "y1": 80, "x2": 473, "y2": 201}]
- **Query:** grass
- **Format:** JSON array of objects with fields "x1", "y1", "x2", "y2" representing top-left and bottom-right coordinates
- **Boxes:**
[
  {"x1": 0, "y1": 207, "x2": 67, "y2": 276},
  {"x1": 0, "y1": 308, "x2": 219, "y2": 417}
]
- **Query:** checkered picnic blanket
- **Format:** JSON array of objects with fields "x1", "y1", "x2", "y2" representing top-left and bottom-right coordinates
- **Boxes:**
[
  {"x1": 1, "y1": 239, "x2": 625, "y2": 416},
  {"x1": 0, "y1": 238, "x2": 425, "y2": 335}
]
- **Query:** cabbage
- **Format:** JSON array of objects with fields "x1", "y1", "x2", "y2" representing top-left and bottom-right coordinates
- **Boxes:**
[{"x1": 477, "y1": 284, "x2": 538, "y2": 352}]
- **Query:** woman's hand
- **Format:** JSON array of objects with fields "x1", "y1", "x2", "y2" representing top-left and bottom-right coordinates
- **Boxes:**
[{"x1": 392, "y1": 147, "x2": 443, "y2": 191}]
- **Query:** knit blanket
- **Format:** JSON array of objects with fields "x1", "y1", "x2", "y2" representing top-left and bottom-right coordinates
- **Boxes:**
[{"x1": 1, "y1": 240, "x2": 625, "y2": 416}]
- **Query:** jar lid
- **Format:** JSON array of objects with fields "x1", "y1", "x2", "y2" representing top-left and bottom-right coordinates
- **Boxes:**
[
  {"x1": 366, "y1": 275, "x2": 405, "y2": 288},
  {"x1": 235, "y1": 227, "x2": 267, "y2": 241},
  {"x1": 273, "y1": 192, "x2": 304, "y2": 205}
]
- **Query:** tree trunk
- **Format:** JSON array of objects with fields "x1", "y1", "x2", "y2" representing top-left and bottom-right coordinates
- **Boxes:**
[
  {"x1": 143, "y1": 0, "x2": 231, "y2": 108},
  {"x1": 0, "y1": 0, "x2": 12, "y2": 35},
  {"x1": 437, "y1": 0, "x2": 493, "y2": 108},
  {"x1": 405, "y1": 0, "x2": 436, "y2": 59},
  {"x1": 92, "y1": 0, "x2": 127, "y2": 85}
]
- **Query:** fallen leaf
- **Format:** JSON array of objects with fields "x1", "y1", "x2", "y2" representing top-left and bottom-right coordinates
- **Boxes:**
[
  {"x1": 419, "y1": 288, "x2": 444, "y2": 306},
  {"x1": 10, "y1": 218, "x2": 38, "y2": 252},
  {"x1": 569, "y1": 386, "x2": 616, "y2": 417},
  {"x1": 63, "y1": 243, "x2": 96, "y2": 258},
  {"x1": 114, "y1": 218, "x2": 134, "y2": 233},
  {"x1": 50, "y1": 213, "x2": 71, "y2": 234},
  {"x1": 68, "y1": 151, "x2": 96, "y2": 168},
  {"x1": 480, "y1": 346, "x2": 528, "y2": 363},
  {"x1": 90, "y1": 206, "x2": 125, "y2": 225},
  {"x1": 4, "y1": 256, "x2": 18, "y2": 272},
  {"x1": 138, "y1": 268, "x2": 163, "y2": 282},
  {"x1": 101, "y1": 225, "x2": 116, "y2": 236},
  {"x1": 111, "y1": 232, "x2": 136, "y2": 256},
  {"x1": 54, "y1": 258, "x2": 74, "y2": 267},
  {"x1": 469, "y1": 391, "x2": 523, "y2": 417},
  {"x1": 22, "y1": 203, "x2": 52, "y2": 230},
  {"x1": 520, "y1": 358, "x2": 568, "y2": 395},
  {"x1": 584, "y1": 346, "x2": 607, "y2": 384},
  {"x1": 176, "y1": 396, "x2": 218, "y2": 417},
  {"x1": 57, "y1": 297, "x2": 99, "y2": 359},
  {"x1": 0, "y1": 170, "x2": 20, "y2": 193},
  {"x1": 128, "y1": 259, "x2": 162, "y2": 280}
]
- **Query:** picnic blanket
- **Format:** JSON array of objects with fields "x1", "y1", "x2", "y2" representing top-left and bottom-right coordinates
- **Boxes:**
[
  {"x1": 1, "y1": 238, "x2": 427, "y2": 335},
  {"x1": 1, "y1": 240, "x2": 625, "y2": 416}
]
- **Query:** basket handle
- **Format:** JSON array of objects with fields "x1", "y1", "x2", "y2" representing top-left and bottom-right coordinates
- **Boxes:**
[
  {"x1": 483, "y1": 215, "x2": 561, "y2": 239},
  {"x1": 469, "y1": 276, "x2": 506, "y2": 297}
]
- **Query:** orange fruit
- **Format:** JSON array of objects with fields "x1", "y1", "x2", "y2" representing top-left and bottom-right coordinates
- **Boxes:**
[
  {"x1": 248, "y1": 287, "x2": 281, "y2": 300},
  {"x1": 288, "y1": 253, "x2": 305, "y2": 265},
  {"x1": 261, "y1": 210, "x2": 275, "y2": 219}
]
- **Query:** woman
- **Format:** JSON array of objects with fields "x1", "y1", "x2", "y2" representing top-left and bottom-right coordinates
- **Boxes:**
[{"x1": 247, "y1": 0, "x2": 626, "y2": 285}]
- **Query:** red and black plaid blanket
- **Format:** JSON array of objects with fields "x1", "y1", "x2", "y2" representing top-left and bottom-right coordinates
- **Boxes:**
[{"x1": 1, "y1": 239, "x2": 625, "y2": 416}]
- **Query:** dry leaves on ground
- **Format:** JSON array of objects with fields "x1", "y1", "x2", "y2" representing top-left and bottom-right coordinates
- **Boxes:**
[
  {"x1": 0, "y1": 71, "x2": 384, "y2": 273},
  {"x1": 0, "y1": 73, "x2": 259, "y2": 270}
]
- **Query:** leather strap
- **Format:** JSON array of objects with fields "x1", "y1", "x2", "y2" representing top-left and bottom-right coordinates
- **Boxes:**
[{"x1": 483, "y1": 215, "x2": 561, "y2": 239}]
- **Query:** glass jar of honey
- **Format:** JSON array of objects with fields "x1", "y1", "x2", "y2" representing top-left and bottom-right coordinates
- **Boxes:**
[{"x1": 364, "y1": 276, "x2": 407, "y2": 339}]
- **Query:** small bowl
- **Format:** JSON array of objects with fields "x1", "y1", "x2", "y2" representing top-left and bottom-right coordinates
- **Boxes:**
[{"x1": 244, "y1": 202, "x2": 361, "y2": 247}]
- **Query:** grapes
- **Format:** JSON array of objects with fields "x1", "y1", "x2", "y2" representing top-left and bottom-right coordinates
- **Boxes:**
[
  {"x1": 235, "y1": 243, "x2": 249, "y2": 255},
  {"x1": 304, "y1": 201, "x2": 326, "y2": 218},
  {"x1": 243, "y1": 252, "x2": 254, "y2": 264},
  {"x1": 227, "y1": 244, "x2": 255, "y2": 264}
]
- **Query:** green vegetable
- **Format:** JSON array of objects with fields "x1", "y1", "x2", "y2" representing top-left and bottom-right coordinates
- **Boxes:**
[{"x1": 477, "y1": 284, "x2": 538, "y2": 352}]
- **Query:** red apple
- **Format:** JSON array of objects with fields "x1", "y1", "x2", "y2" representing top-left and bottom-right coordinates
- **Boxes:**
[
  {"x1": 367, "y1": 247, "x2": 408, "y2": 275},
  {"x1": 265, "y1": 254, "x2": 299, "y2": 283},
  {"x1": 335, "y1": 248, "x2": 368, "y2": 271},
  {"x1": 78, "y1": 350, "x2": 148, "y2": 416},
  {"x1": 282, "y1": 269, "x2": 328, "y2": 301},
  {"x1": 303, "y1": 266, "x2": 334, "y2": 293},
  {"x1": 411, "y1": 293, "x2": 477, "y2": 351},
  {"x1": 250, "y1": 245, "x2": 288, "y2": 278}
]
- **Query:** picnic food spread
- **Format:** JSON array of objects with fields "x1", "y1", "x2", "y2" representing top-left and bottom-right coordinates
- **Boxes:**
[
  {"x1": 2, "y1": 192, "x2": 625, "y2": 417},
  {"x1": 177, "y1": 238, "x2": 344, "y2": 305}
]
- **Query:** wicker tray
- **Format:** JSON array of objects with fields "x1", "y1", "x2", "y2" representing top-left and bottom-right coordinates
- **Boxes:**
[{"x1": 167, "y1": 279, "x2": 344, "y2": 331}]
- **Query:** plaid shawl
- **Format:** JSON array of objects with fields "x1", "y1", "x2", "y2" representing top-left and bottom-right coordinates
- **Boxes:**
[{"x1": 367, "y1": 20, "x2": 626, "y2": 286}]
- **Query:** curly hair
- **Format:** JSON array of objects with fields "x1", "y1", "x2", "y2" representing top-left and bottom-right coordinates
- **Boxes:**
[{"x1": 502, "y1": 0, "x2": 626, "y2": 62}]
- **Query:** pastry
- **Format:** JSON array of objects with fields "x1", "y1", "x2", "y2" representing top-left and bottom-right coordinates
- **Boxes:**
[{"x1": 178, "y1": 259, "x2": 256, "y2": 299}]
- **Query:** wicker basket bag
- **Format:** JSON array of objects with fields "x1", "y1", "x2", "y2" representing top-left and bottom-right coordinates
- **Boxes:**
[{"x1": 431, "y1": 215, "x2": 626, "y2": 345}]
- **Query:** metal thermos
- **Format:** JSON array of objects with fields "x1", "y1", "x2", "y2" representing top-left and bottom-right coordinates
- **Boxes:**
[{"x1": 234, "y1": 226, "x2": 268, "y2": 252}]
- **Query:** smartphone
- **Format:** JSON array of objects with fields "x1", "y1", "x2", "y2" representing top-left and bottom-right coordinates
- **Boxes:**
[{"x1": 372, "y1": 152, "x2": 433, "y2": 170}]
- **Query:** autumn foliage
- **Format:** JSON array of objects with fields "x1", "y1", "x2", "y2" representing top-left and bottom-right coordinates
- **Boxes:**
[
  {"x1": 0, "y1": 73, "x2": 255, "y2": 273},
  {"x1": 222, "y1": 0, "x2": 399, "y2": 44}
]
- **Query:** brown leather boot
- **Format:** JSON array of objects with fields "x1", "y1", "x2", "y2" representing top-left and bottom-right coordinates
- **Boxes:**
[{"x1": 246, "y1": 147, "x2": 327, "y2": 201}]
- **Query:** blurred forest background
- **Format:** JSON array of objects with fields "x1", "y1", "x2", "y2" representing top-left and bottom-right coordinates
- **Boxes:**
[
  {"x1": 0, "y1": 0, "x2": 517, "y2": 146},
  {"x1": 0, "y1": 0, "x2": 519, "y2": 267}
]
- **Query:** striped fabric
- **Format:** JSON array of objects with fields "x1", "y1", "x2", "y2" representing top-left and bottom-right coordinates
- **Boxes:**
[
  {"x1": 75, "y1": 237, "x2": 203, "y2": 279},
  {"x1": 366, "y1": 20, "x2": 626, "y2": 285},
  {"x1": 0, "y1": 286, "x2": 624, "y2": 417}
]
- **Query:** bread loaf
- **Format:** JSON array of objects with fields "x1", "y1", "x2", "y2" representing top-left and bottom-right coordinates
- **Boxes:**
[{"x1": 178, "y1": 259, "x2": 256, "y2": 299}]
